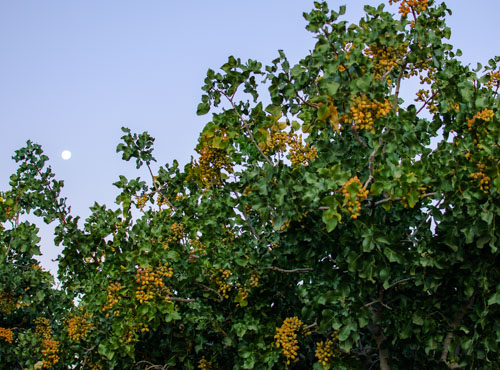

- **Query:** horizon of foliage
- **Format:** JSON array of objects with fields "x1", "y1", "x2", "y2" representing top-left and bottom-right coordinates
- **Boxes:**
[{"x1": 1, "y1": 0, "x2": 499, "y2": 369}]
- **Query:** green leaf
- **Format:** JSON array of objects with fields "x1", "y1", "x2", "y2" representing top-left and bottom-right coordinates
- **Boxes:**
[
  {"x1": 197, "y1": 102, "x2": 210, "y2": 115},
  {"x1": 412, "y1": 313, "x2": 424, "y2": 326},
  {"x1": 167, "y1": 250, "x2": 180, "y2": 262}
]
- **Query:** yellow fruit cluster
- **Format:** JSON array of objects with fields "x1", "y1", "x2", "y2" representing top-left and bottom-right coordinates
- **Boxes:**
[
  {"x1": 0, "y1": 291, "x2": 16, "y2": 314},
  {"x1": 34, "y1": 317, "x2": 53, "y2": 340},
  {"x1": 341, "y1": 96, "x2": 391, "y2": 133},
  {"x1": 467, "y1": 108, "x2": 495, "y2": 131},
  {"x1": 389, "y1": 0, "x2": 429, "y2": 17},
  {"x1": 198, "y1": 357, "x2": 212, "y2": 369},
  {"x1": 470, "y1": 164, "x2": 491, "y2": 193},
  {"x1": 196, "y1": 145, "x2": 233, "y2": 189},
  {"x1": 288, "y1": 134, "x2": 318, "y2": 166},
  {"x1": 212, "y1": 268, "x2": 232, "y2": 299},
  {"x1": 135, "y1": 193, "x2": 149, "y2": 212},
  {"x1": 364, "y1": 42, "x2": 408, "y2": 82},
  {"x1": 65, "y1": 312, "x2": 94, "y2": 342},
  {"x1": 249, "y1": 272, "x2": 260, "y2": 288},
  {"x1": 0, "y1": 327, "x2": 13, "y2": 344},
  {"x1": 102, "y1": 282, "x2": 124, "y2": 314},
  {"x1": 263, "y1": 131, "x2": 289, "y2": 154},
  {"x1": 315, "y1": 340, "x2": 337, "y2": 367},
  {"x1": 41, "y1": 338, "x2": 60, "y2": 368},
  {"x1": 486, "y1": 70, "x2": 500, "y2": 89},
  {"x1": 135, "y1": 264, "x2": 173, "y2": 304},
  {"x1": 274, "y1": 316, "x2": 304, "y2": 365},
  {"x1": 341, "y1": 176, "x2": 369, "y2": 219}
]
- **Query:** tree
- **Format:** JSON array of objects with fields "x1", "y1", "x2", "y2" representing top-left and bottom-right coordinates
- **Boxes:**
[{"x1": 1, "y1": 0, "x2": 499, "y2": 368}]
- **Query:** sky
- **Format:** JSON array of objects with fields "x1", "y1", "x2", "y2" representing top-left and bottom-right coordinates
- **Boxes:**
[{"x1": 1, "y1": 0, "x2": 498, "y2": 274}]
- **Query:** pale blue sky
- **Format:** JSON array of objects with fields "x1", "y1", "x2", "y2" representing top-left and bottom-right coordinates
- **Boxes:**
[{"x1": 1, "y1": 1, "x2": 498, "y2": 273}]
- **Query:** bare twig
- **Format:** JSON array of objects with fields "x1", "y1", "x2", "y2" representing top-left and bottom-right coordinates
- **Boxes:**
[
  {"x1": 266, "y1": 266, "x2": 313, "y2": 273},
  {"x1": 373, "y1": 192, "x2": 436, "y2": 207},
  {"x1": 393, "y1": 60, "x2": 408, "y2": 113},
  {"x1": 364, "y1": 138, "x2": 384, "y2": 189},
  {"x1": 195, "y1": 282, "x2": 223, "y2": 302},
  {"x1": 385, "y1": 277, "x2": 415, "y2": 291},
  {"x1": 169, "y1": 297, "x2": 195, "y2": 303}
]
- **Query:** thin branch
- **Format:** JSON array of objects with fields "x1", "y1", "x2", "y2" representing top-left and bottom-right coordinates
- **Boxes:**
[
  {"x1": 393, "y1": 60, "x2": 408, "y2": 113},
  {"x1": 169, "y1": 297, "x2": 195, "y2": 303},
  {"x1": 351, "y1": 125, "x2": 368, "y2": 148},
  {"x1": 416, "y1": 91, "x2": 437, "y2": 115},
  {"x1": 385, "y1": 277, "x2": 415, "y2": 291},
  {"x1": 440, "y1": 292, "x2": 476, "y2": 364},
  {"x1": 195, "y1": 282, "x2": 223, "y2": 302},
  {"x1": 304, "y1": 320, "x2": 318, "y2": 331},
  {"x1": 266, "y1": 266, "x2": 313, "y2": 273},
  {"x1": 373, "y1": 192, "x2": 436, "y2": 207},
  {"x1": 219, "y1": 89, "x2": 274, "y2": 167},
  {"x1": 231, "y1": 190, "x2": 259, "y2": 241},
  {"x1": 363, "y1": 138, "x2": 384, "y2": 189}
]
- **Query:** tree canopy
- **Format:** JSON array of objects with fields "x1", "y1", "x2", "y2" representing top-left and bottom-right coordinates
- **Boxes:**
[{"x1": 1, "y1": 0, "x2": 499, "y2": 369}]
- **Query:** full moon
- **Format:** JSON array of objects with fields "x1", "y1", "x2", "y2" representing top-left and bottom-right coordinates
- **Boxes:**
[{"x1": 61, "y1": 150, "x2": 72, "y2": 160}]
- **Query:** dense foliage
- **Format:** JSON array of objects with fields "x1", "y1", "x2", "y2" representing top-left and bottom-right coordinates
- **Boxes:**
[{"x1": 1, "y1": 0, "x2": 499, "y2": 368}]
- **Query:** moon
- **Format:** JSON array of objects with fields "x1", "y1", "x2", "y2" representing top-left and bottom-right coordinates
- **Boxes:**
[{"x1": 61, "y1": 150, "x2": 72, "y2": 160}]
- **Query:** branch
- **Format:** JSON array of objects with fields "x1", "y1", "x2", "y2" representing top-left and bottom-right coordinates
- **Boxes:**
[
  {"x1": 219, "y1": 89, "x2": 274, "y2": 167},
  {"x1": 440, "y1": 292, "x2": 476, "y2": 364},
  {"x1": 169, "y1": 297, "x2": 195, "y2": 303},
  {"x1": 373, "y1": 192, "x2": 436, "y2": 207},
  {"x1": 385, "y1": 277, "x2": 415, "y2": 291},
  {"x1": 363, "y1": 138, "x2": 384, "y2": 189},
  {"x1": 266, "y1": 266, "x2": 313, "y2": 273},
  {"x1": 367, "y1": 290, "x2": 390, "y2": 370},
  {"x1": 195, "y1": 282, "x2": 223, "y2": 302},
  {"x1": 393, "y1": 60, "x2": 408, "y2": 113},
  {"x1": 351, "y1": 125, "x2": 368, "y2": 148}
]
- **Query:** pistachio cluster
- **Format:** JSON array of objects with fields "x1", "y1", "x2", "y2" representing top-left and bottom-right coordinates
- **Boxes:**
[
  {"x1": 212, "y1": 268, "x2": 232, "y2": 299},
  {"x1": 470, "y1": 163, "x2": 491, "y2": 193},
  {"x1": 274, "y1": 316, "x2": 304, "y2": 365},
  {"x1": 486, "y1": 70, "x2": 500, "y2": 90},
  {"x1": 135, "y1": 264, "x2": 173, "y2": 304},
  {"x1": 342, "y1": 96, "x2": 392, "y2": 133},
  {"x1": 341, "y1": 176, "x2": 369, "y2": 219},
  {"x1": 0, "y1": 327, "x2": 13, "y2": 344},
  {"x1": 364, "y1": 42, "x2": 408, "y2": 82},
  {"x1": 249, "y1": 272, "x2": 260, "y2": 288},
  {"x1": 41, "y1": 338, "x2": 60, "y2": 368},
  {"x1": 198, "y1": 357, "x2": 212, "y2": 369},
  {"x1": 65, "y1": 312, "x2": 94, "y2": 342},
  {"x1": 315, "y1": 340, "x2": 337, "y2": 367},
  {"x1": 34, "y1": 318, "x2": 60, "y2": 368},
  {"x1": 102, "y1": 282, "x2": 124, "y2": 315},
  {"x1": 389, "y1": 0, "x2": 429, "y2": 17},
  {"x1": 196, "y1": 145, "x2": 233, "y2": 189}
]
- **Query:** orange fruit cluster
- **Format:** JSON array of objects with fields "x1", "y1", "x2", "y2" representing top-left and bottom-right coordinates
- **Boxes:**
[
  {"x1": 65, "y1": 312, "x2": 94, "y2": 342},
  {"x1": 389, "y1": 0, "x2": 429, "y2": 17},
  {"x1": 135, "y1": 264, "x2": 173, "y2": 304},
  {"x1": 102, "y1": 282, "x2": 124, "y2": 314},
  {"x1": 341, "y1": 176, "x2": 369, "y2": 219},
  {"x1": 212, "y1": 268, "x2": 232, "y2": 299},
  {"x1": 196, "y1": 145, "x2": 233, "y2": 189},
  {"x1": 41, "y1": 338, "x2": 60, "y2": 368},
  {"x1": 470, "y1": 164, "x2": 491, "y2": 193},
  {"x1": 274, "y1": 316, "x2": 304, "y2": 365},
  {"x1": 342, "y1": 96, "x2": 391, "y2": 133},
  {"x1": 315, "y1": 339, "x2": 337, "y2": 367},
  {"x1": 0, "y1": 327, "x2": 13, "y2": 344}
]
